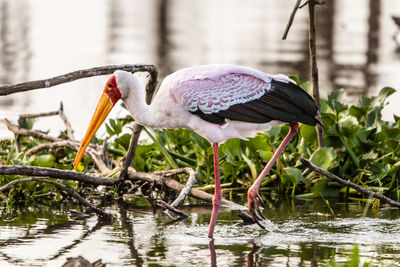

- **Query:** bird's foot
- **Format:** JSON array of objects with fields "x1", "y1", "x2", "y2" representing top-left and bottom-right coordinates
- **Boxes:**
[{"x1": 247, "y1": 187, "x2": 267, "y2": 229}]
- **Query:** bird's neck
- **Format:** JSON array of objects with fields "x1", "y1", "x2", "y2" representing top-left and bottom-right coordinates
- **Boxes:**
[{"x1": 123, "y1": 83, "x2": 157, "y2": 128}]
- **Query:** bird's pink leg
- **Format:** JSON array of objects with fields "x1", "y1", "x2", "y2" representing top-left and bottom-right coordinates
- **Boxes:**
[
  {"x1": 208, "y1": 143, "x2": 221, "y2": 238},
  {"x1": 248, "y1": 122, "x2": 299, "y2": 226}
]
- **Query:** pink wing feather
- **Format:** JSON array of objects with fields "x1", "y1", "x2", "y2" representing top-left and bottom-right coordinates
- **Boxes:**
[{"x1": 170, "y1": 64, "x2": 288, "y2": 114}]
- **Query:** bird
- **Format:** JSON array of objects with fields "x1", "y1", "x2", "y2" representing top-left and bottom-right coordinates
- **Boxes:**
[{"x1": 73, "y1": 64, "x2": 321, "y2": 238}]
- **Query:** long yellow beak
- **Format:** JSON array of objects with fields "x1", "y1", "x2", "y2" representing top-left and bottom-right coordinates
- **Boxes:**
[{"x1": 73, "y1": 92, "x2": 114, "y2": 170}]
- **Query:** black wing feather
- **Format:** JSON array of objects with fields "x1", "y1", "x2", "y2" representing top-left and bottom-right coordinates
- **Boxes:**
[{"x1": 191, "y1": 79, "x2": 320, "y2": 126}]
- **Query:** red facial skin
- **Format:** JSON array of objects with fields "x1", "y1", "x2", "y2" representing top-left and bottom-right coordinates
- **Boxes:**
[{"x1": 104, "y1": 75, "x2": 121, "y2": 105}]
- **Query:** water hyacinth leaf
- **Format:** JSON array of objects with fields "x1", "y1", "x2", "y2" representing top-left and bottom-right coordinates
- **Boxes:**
[
  {"x1": 222, "y1": 139, "x2": 241, "y2": 159},
  {"x1": 338, "y1": 115, "x2": 359, "y2": 137},
  {"x1": 349, "y1": 105, "x2": 367, "y2": 121},
  {"x1": 258, "y1": 150, "x2": 273, "y2": 163},
  {"x1": 289, "y1": 75, "x2": 301, "y2": 85},
  {"x1": 381, "y1": 124, "x2": 400, "y2": 141},
  {"x1": 328, "y1": 89, "x2": 347, "y2": 112},
  {"x1": 320, "y1": 99, "x2": 334, "y2": 114},
  {"x1": 18, "y1": 117, "x2": 36, "y2": 130},
  {"x1": 266, "y1": 126, "x2": 281, "y2": 137},
  {"x1": 284, "y1": 167, "x2": 303, "y2": 185},
  {"x1": 300, "y1": 81, "x2": 312, "y2": 95},
  {"x1": 309, "y1": 147, "x2": 337, "y2": 170},
  {"x1": 31, "y1": 154, "x2": 56, "y2": 167},
  {"x1": 190, "y1": 132, "x2": 209, "y2": 150},
  {"x1": 114, "y1": 133, "x2": 132, "y2": 151},
  {"x1": 247, "y1": 135, "x2": 267, "y2": 151},
  {"x1": 377, "y1": 87, "x2": 396, "y2": 106},
  {"x1": 300, "y1": 124, "x2": 317, "y2": 143}
]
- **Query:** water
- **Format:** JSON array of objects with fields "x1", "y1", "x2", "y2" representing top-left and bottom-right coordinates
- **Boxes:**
[
  {"x1": 1, "y1": 0, "x2": 400, "y2": 139},
  {"x1": 1, "y1": 1, "x2": 400, "y2": 265},
  {"x1": 1, "y1": 199, "x2": 400, "y2": 266}
]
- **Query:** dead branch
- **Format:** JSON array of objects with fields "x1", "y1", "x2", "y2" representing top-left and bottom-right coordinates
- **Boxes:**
[
  {"x1": 307, "y1": 0, "x2": 325, "y2": 147},
  {"x1": 19, "y1": 110, "x2": 59, "y2": 119},
  {"x1": 156, "y1": 200, "x2": 189, "y2": 218},
  {"x1": 0, "y1": 165, "x2": 115, "y2": 186},
  {"x1": 155, "y1": 167, "x2": 197, "y2": 208},
  {"x1": 2, "y1": 118, "x2": 61, "y2": 142},
  {"x1": 0, "y1": 64, "x2": 157, "y2": 96},
  {"x1": 300, "y1": 157, "x2": 400, "y2": 207},
  {"x1": 126, "y1": 167, "x2": 246, "y2": 211},
  {"x1": 25, "y1": 140, "x2": 80, "y2": 156}
]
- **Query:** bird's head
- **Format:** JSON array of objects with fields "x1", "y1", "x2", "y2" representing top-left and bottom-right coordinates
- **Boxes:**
[{"x1": 73, "y1": 74, "x2": 122, "y2": 170}]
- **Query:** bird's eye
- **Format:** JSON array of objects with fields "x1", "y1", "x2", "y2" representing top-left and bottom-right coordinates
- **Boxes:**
[{"x1": 107, "y1": 83, "x2": 113, "y2": 90}]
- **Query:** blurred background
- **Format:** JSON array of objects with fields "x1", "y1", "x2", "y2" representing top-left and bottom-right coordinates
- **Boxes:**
[{"x1": 0, "y1": 0, "x2": 399, "y2": 139}]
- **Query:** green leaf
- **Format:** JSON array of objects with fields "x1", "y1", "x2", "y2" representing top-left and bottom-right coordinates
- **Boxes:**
[
  {"x1": 309, "y1": 147, "x2": 337, "y2": 170},
  {"x1": 31, "y1": 154, "x2": 55, "y2": 168},
  {"x1": 300, "y1": 124, "x2": 317, "y2": 143},
  {"x1": 18, "y1": 118, "x2": 36, "y2": 130},
  {"x1": 114, "y1": 133, "x2": 132, "y2": 151},
  {"x1": 377, "y1": 87, "x2": 396, "y2": 106},
  {"x1": 289, "y1": 75, "x2": 300, "y2": 85},
  {"x1": 266, "y1": 126, "x2": 281, "y2": 137},
  {"x1": 338, "y1": 115, "x2": 359, "y2": 137},
  {"x1": 300, "y1": 81, "x2": 312, "y2": 95},
  {"x1": 361, "y1": 151, "x2": 378, "y2": 160},
  {"x1": 283, "y1": 167, "x2": 303, "y2": 185}
]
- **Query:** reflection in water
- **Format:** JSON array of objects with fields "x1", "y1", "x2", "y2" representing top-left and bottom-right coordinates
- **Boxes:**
[{"x1": 1, "y1": 199, "x2": 400, "y2": 266}]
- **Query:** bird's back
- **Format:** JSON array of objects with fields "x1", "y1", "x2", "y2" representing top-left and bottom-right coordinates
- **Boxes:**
[{"x1": 162, "y1": 64, "x2": 320, "y2": 127}]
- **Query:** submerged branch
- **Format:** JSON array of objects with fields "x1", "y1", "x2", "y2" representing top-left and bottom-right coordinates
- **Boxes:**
[
  {"x1": 157, "y1": 200, "x2": 189, "y2": 219},
  {"x1": 0, "y1": 176, "x2": 113, "y2": 220},
  {"x1": 300, "y1": 157, "x2": 400, "y2": 208}
]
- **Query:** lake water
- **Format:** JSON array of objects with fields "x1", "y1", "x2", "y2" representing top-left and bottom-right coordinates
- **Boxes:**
[
  {"x1": 1, "y1": 198, "x2": 400, "y2": 266},
  {"x1": 0, "y1": 0, "x2": 400, "y2": 139},
  {"x1": 1, "y1": 1, "x2": 400, "y2": 266}
]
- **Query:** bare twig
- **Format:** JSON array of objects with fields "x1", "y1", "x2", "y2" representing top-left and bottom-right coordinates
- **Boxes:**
[
  {"x1": 2, "y1": 118, "x2": 61, "y2": 142},
  {"x1": 300, "y1": 157, "x2": 400, "y2": 208},
  {"x1": 19, "y1": 110, "x2": 59, "y2": 119},
  {"x1": 25, "y1": 140, "x2": 80, "y2": 156},
  {"x1": 156, "y1": 200, "x2": 189, "y2": 218},
  {"x1": 0, "y1": 64, "x2": 157, "y2": 96},
  {"x1": 18, "y1": 102, "x2": 74, "y2": 140},
  {"x1": 282, "y1": 0, "x2": 303, "y2": 40},
  {"x1": 156, "y1": 167, "x2": 197, "y2": 208},
  {"x1": 58, "y1": 102, "x2": 75, "y2": 140}
]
